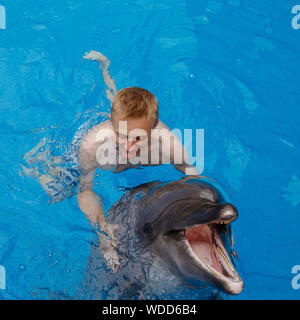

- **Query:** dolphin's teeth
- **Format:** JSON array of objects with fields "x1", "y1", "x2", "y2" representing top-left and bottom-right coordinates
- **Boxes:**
[
  {"x1": 215, "y1": 219, "x2": 232, "y2": 225},
  {"x1": 216, "y1": 245, "x2": 235, "y2": 272}
]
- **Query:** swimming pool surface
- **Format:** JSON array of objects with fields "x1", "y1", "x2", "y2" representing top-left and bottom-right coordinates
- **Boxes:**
[{"x1": 0, "y1": 0, "x2": 300, "y2": 300}]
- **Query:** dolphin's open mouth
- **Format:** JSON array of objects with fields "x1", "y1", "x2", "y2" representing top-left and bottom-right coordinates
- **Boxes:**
[{"x1": 167, "y1": 216, "x2": 243, "y2": 295}]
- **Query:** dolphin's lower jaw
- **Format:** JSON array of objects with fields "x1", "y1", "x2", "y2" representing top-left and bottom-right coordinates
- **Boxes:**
[{"x1": 163, "y1": 205, "x2": 243, "y2": 295}]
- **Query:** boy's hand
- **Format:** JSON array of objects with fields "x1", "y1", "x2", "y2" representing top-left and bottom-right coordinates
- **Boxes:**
[
  {"x1": 98, "y1": 223, "x2": 121, "y2": 272},
  {"x1": 83, "y1": 51, "x2": 110, "y2": 66}
]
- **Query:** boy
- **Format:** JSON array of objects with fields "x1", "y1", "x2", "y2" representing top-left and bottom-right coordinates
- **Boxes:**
[
  {"x1": 77, "y1": 83, "x2": 199, "y2": 271},
  {"x1": 24, "y1": 51, "x2": 200, "y2": 272}
]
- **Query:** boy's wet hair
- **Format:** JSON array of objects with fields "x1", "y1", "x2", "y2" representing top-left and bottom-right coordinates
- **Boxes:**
[{"x1": 111, "y1": 87, "x2": 158, "y2": 124}]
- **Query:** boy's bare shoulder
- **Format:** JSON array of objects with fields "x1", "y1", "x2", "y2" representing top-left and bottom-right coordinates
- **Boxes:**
[
  {"x1": 155, "y1": 119, "x2": 170, "y2": 130},
  {"x1": 80, "y1": 120, "x2": 113, "y2": 148},
  {"x1": 78, "y1": 120, "x2": 113, "y2": 167}
]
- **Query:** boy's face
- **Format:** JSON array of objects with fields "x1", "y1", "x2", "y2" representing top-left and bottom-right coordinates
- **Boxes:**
[{"x1": 112, "y1": 116, "x2": 155, "y2": 160}]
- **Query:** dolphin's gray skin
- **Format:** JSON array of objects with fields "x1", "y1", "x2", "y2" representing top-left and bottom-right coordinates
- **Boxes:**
[{"x1": 79, "y1": 177, "x2": 243, "y2": 299}]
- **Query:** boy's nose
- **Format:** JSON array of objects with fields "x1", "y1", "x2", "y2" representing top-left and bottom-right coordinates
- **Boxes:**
[{"x1": 127, "y1": 141, "x2": 136, "y2": 151}]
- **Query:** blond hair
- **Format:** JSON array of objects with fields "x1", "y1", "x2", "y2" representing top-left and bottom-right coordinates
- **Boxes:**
[{"x1": 111, "y1": 87, "x2": 158, "y2": 123}]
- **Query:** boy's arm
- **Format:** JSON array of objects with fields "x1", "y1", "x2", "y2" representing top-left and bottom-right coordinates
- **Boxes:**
[
  {"x1": 77, "y1": 167, "x2": 105, "y2": 225},
  {"x1": 83, "y1": 50, "x2": 118, "y2": 104},
  {"x1": 158, "y1": 121, "x2": 199, "y2": 176},
  {"x1": 77, "y1": 138, "x2": 105, "y2": 225},
  {"x1": 171, "y1": 134, "x2": 200, "y2": 175},
  {"x1": 77, "y1": 138, "x2": 121, "y2": 272}
]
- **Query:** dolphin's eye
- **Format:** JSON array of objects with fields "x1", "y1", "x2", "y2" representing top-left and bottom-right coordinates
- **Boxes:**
[{"x1": 143, "y1": 223, "x2": 153, "y2": 234}]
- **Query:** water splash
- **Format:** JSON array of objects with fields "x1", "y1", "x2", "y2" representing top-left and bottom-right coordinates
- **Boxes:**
[{"x1": 21, "y1": 50, "x2": 116, "y2": 202}]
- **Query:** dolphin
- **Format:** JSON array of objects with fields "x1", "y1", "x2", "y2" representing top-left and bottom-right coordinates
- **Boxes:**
[{"x1": 79, "y1": 177, "x2": 243, "y2": 299}]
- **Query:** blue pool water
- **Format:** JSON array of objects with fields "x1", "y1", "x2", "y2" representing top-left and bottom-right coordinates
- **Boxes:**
[{"x1": 0, "y1": 0, "x2": 300, "y2": 299}]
